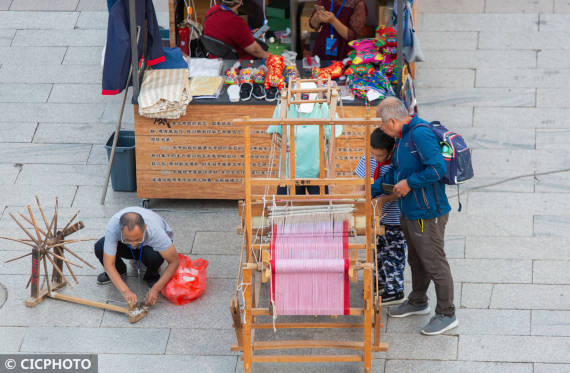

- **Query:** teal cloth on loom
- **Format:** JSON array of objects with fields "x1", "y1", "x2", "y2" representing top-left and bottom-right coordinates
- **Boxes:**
[{"x1": 267, "y1": 103, "x2": 343, "y2": 179}]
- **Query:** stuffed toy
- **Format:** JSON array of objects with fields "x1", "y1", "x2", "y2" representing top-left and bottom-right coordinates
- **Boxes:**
[
  {"x1": 239, "y1": 67, "x2": 254, "y2": 84},
  {"x1": 253, "y1": 65, "x2": 267, "y2": 84},
  {"x1": 224, "y1": 67, "x2": 239, "y2": 85},
  {"x1": 348, "y1": 38, "x2": 384, "y2": 65},
  {"x1": 311, "y1": 61, "x2": 345, "y2": 80},
  {"x1": 264, "y1": 54, "x2": 285, "y2": 90},
  {"x1": 283, "y1": 63, "x2": 299, "y2": 84}
]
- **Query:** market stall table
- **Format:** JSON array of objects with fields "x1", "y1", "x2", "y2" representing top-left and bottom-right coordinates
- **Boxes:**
[{"x1": 134, "y1": 63, "x2": 375, "y2": 203}]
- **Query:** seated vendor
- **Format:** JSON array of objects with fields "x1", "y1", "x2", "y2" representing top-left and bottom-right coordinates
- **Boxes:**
[
  {"x1": 203, "y1": 0, "x2": 270, "y2": 60},
  {"x1": 309, "y1": 0, "x2": 367, "y2": 60}
]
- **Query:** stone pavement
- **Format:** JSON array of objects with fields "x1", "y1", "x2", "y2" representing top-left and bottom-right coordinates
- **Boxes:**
[{"x1": 0, "y1": 0, "x2": 569, "y2": 372}]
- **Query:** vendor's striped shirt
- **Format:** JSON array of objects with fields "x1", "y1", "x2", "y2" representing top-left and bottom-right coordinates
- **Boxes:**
[{"x1": 354, "y1": 156, "x2": 401, "y2": 226}]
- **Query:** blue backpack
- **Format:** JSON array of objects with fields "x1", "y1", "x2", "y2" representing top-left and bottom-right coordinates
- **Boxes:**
[
  {"x1": 408, "y1": 121, "x2": 474, "y2": 211},
  {"x1": 409, "y1": 121, "x2": 474, "y2": 185}
]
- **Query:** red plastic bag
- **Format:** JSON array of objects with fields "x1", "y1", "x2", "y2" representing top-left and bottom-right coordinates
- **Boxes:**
[{"x1": 161, "y1": 254, "x2": 208, "y2": 305}]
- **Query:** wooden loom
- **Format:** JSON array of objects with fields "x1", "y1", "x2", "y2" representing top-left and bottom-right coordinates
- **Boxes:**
[
  {"x1": 1, "y1": 197, "x2": 148, "y2": 323},
  {"x1": 231, "y1": 80, "x2": 388, "y2": 373}
]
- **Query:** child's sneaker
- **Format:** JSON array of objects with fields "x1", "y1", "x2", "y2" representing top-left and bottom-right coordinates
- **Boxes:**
[
  {"x1": 421, "y1": 313, "x2": 458, "y2": 335},
  {"x1": 387, "y1": 300, "x2": 430, "y2": 318},
  {"x1": 381, "y1": 292, "x2": 404, "y2": 305}
]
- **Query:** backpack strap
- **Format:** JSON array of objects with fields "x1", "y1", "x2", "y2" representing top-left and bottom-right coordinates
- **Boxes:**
[
  {"x1": 408, "y1": 121, "x2": 443, "y2": 213},
  {"x1": 407, "y1": 121, "x2": 430, "y2": 162}
]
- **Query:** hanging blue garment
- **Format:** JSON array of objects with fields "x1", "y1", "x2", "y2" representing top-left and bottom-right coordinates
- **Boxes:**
[
  {"x1": 391, "y1": 0, "x2": 414, "y2": 47},
  {"x1": 102, "y1": 0, "x2": 165, "y2": 95}
]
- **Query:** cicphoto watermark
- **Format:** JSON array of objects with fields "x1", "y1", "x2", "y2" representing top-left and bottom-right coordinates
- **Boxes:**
[{"x1": 1, "y1": 354, "x2": 97, "y2": 373}]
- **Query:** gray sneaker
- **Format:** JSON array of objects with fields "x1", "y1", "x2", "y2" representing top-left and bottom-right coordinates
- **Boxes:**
[
  {"x1": 421, "y1": 313, "x2": 458, "y2": 335},
  {"x1": 387, "y1": 300, "x2": 430, "y2": 318}
]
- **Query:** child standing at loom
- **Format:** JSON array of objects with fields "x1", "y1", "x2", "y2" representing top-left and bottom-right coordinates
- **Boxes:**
[{"x1": 354, "y1": 128, "x2": 406, "y2": 304}]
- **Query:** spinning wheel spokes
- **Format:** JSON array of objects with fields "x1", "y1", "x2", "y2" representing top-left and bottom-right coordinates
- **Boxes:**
[{"x1": 1, "y1": 197, "x2": 93, "y2": 305}]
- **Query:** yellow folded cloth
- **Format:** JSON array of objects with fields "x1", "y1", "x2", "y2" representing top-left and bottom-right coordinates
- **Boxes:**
[{"x1": 189, "y1": 76, "x2": 224, "y2": 97}]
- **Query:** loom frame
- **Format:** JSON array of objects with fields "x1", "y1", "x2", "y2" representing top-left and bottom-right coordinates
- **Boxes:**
[{"x1": 231, "y1": 79, "x2": 389, "y2": 373}]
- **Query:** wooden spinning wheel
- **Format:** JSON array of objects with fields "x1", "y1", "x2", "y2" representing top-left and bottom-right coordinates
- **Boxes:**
[
  {"x1": 1, "y1": 197, "x2": 148, "y2": 323},
  {"x1": 1, "y1": 197, "x2": 92, "y2": 305}
]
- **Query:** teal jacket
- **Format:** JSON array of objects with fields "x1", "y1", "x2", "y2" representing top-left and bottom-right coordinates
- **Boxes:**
[{"x1": 372, "y1": 116, "x2": 451, "y2": 220}]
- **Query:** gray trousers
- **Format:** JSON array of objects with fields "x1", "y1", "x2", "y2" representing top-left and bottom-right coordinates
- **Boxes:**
[{"x1": 400, "y1": 214, "x2": 455, "y2": 316}]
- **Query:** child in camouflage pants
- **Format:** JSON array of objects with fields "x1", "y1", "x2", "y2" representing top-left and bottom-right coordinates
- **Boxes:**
[{"x1": 354, "y1": 128, "x2": 407, "y2": 304}]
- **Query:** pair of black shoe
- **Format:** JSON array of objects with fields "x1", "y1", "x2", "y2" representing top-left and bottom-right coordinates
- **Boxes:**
[
  {"x1": 97, "y1": 270, "x2": 159, "y2": 288},
  {"x1": 239, "y1": 83, "x2": 278, "y2": 102}
]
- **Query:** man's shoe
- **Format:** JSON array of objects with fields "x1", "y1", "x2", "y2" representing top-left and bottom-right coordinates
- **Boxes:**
[
  {"x1": 387, "y1": 300, "x2": 430, "y2": 318},
  {"x1": 144, "y1": 271, "x2": 160, "y2": 288},
  {"x1": 421, "y1": 313, "x2": 458, "y2": 335},
  {"x1": 97, "y1": 270, "x2": 126, "y2": 285},
  {"x1": 381, "y1": 292, "x2": 405, "y2": 305}
]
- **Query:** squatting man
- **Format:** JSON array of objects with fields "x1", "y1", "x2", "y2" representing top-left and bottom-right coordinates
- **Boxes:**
[{"x1": 93, "y1": 207, "x2": 179, "y2": 307}]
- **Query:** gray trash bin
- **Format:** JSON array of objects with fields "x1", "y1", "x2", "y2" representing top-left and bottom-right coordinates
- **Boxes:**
[{"x1": 105, "y1": 130, "x2": 137, "y2": 192}]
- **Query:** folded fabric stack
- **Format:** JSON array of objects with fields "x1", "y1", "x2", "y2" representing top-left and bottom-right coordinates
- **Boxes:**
[
  {"x1": 189, "y1": 76, "x2": 224, "y2": 99},
  {"x1": 138, "y1": 68, "x2": 192, "y2": 119}
]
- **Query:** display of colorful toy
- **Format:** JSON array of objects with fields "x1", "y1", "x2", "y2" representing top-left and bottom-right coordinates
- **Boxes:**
[
  {"x1": 283, "y1": 63, "x2": 299, "y2": 83},
  {"x1": 224, "y1": 68, "x2": 239, "y2": 85},
  {"x1": 264, "y1": 54, "x2": 285, "y2": 89},
  {"x1": 348, "y1": 38, "x2": 384, "y2": 65},
  {"x1": 253, "y1": 66, "x2": 267, "y2": 84},
  {"x1": 239, "y1": 67, "x2": 254, "y2": 84},
  {"x1": 311, "y1": 61, "x2": 344, "y2": 80}
]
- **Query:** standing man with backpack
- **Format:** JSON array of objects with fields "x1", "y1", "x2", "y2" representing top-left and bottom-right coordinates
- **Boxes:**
[{"x1": 371, "y1": 96, "x2": 458, "y2": 335}]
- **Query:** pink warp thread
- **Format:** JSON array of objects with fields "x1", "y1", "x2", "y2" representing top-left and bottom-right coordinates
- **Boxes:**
[{"x1": 271, "y1": 220, "x2": 348, "y2": 315}]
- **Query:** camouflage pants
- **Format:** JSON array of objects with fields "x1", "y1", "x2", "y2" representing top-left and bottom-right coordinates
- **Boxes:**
[{"x1": 376, "y1": 225, "x2": 407, "y2": 295}]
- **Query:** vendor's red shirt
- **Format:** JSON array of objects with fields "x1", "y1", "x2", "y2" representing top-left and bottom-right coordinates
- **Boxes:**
[{"x1": 203, "y1": 5, "x2": 255, "y2": 60}]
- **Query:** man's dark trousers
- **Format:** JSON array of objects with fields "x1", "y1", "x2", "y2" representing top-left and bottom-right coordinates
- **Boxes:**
[
  {"x1": 400, "y1": 214, "x2": 455, "y2": 316},
  {"x1": 94, "y1": 237, "x2": 164, "y2": 277}
]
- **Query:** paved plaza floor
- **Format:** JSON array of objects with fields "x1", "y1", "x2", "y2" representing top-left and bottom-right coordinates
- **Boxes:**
[{"x1": 0, "y1": 0, "x2": 569, "y2": 372}]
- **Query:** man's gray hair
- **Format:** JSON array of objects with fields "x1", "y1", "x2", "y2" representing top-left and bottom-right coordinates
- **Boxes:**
[
  {"x1": 377, "y1": 96, "x2": 409, "y2": 121},
  {"x1": 119, "y1": 212, "x2": 145, "y2": 232}
]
